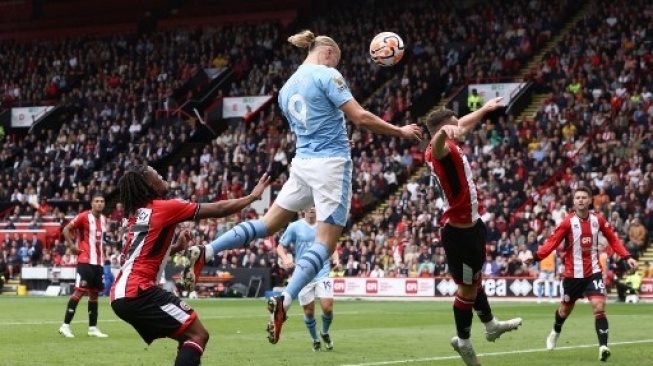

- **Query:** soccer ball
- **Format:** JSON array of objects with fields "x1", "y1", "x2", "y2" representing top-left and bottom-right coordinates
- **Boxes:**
[{"x1": 369, "y1": 32, "x2": 405, "y2": 67}]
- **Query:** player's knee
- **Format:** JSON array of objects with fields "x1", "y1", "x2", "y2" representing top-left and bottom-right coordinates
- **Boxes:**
[
  {"x1": 185, "y1": 320, "x2": 210, "y2": 345},
  {"x1": 593, "y1": 304, "x2": 606, "y2": 314},
  {"x1": 558, "y1": 308, "x2": 569, "y2": 317},
  {"x1": 559, "y1": 304, "x2": 573, "y2": 317},
  {"x1": 192, "y1": 328, "x2": 210, "y2": 346},
  {"x1": 262, "y1": 207, "x2": 294, "y2": 233}
]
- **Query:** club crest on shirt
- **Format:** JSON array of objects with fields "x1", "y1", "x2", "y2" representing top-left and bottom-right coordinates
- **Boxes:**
[
  {"x1": 332, "y1": 76, "x2": 348, "y2": 92},
  {"x1": 592, "y1": 221, "x2": 598, "y2": 228}
]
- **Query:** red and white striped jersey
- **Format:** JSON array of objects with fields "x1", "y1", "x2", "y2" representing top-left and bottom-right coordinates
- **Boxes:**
[
  {"x1": 425, "y1": 140, "x2": 484, "y2": 225},
  {"x1": 70, "y1": 210, "x2": 107, "y2": 266},
  {"x1": 110, "y1": 199, "x2": 199, "y2": 301},
  {"x1": 536, "y1": 212, "x2": 630, "y2": 278}
]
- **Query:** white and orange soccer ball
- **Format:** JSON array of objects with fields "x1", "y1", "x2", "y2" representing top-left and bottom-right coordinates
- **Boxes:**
[{"x1": 369, "y1": 32, "x2": 405, "y2": 67}]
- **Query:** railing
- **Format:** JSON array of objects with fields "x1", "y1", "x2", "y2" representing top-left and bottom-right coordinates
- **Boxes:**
[
  {"x1": 0, "y1": 204, "x2": 15, "y2": 219},
  {"x1": 176, "y1": 69, "x2": 234, "y2": 121},
  {"x1": 243, "y1": 94, "x2": 276, "y2": 124},
  {"x1": 155, "y1": 108, "x2": 195, "y2": 122},
  {"x1": 509, "y1": 82, "x2": 527, "y2": 101},
  {"x1": 444, "y1": 84, "x2": 468, "y2": 113},
  {"x1": 506, "y1": 82, "x2": 535, "y2": 116}
]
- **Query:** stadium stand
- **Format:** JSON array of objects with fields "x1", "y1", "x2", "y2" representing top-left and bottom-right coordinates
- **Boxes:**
[{"x1": 1, "y1": 0, "x2": 650, "y2": 297}]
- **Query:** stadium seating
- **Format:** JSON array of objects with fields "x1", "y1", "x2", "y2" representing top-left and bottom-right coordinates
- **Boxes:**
[{"x1": 1, "y1": 0, "x2": 650, "y2": 291}]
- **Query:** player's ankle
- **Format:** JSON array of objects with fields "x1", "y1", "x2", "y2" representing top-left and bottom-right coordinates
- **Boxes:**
[
  {"x1": 458, "y1": 337, "x2": 472, "y2": 346},
  {"x1": 281, "y1": 291, "x2": 292, "y2": 309},
  {"x1": 203, "y1": 245, "x2": 213, "y2": 259},
  {"x1": 484, "y1": 317, "x2": 499, "y2": 327}
]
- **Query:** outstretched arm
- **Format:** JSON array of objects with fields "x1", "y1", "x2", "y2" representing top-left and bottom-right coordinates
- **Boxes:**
[
  {"x1": 599, "y1": 216, "x2": 638, "y2": 270},
  {"x1": 340, "y1": 99, "x2": 422, "y2": 140},
  {"x1": 195, "y1": 174, "x2": 271, "y2": 219},
  {"x1": 429, "y1": 125, "x2": 457, "y2": 160},
  {"x1": 525, "y1": 220, "x2": 568, "y2": 265},
  {"x1": 458, "y1": 97, "x2": 504, "y2": 134}
]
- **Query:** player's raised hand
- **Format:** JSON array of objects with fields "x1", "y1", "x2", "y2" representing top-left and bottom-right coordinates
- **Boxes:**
[
  {"x1": 250, "y1": 173, "x2": 271, "y2": 200},
  {"x1": 399, "y1": 124, "x2": 422, "y2": 140},
  {"x1": 440, "y1": 125, "x2": 461, "y2": 140},
  {"x1": 482, "y1": 97, "x2": 505, "y2": 112},
  {"x1": 177, "y1": 229, "x2": 193, "y2": 250},
  {"x1": 626, "y1": 257, "x2": 638, "y2": 271},
  {"x1": 171, "y1": 229, "x2": 193, "y2": 254}
]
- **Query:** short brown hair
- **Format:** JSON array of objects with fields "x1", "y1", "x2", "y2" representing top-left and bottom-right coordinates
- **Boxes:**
[
  {"x1": 424, "y1": 108, "x2": 456, "y2": 134},
  {"x1": 574, "y1": 186, "x2": 592, "y2": 198}
]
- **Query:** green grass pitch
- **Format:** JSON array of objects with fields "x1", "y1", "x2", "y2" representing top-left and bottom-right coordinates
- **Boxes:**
[{"x1": 0, "y1": 297, "x2": 651, "y2": 365}]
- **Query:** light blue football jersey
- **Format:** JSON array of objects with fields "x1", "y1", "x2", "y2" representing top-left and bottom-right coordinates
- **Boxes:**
[
  {"x1": 279, "y1": 219, "x2": 330, "y2": 280},
  {"x1": 278, "y1": 64, "x2": 353, "y2": 159}
]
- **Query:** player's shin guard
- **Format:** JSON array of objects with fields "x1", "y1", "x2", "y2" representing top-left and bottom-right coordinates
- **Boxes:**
[
  {"x1": 453, "y1": 294, "x2": 475, "y2": 339},
  {"x1": 207, "y1": 220, "x2": 268, "y2": 255},
  {"x1": 285, "y1": 242, "x2": 330, "y2": 300},
  {"x1": 175, "y1": 339, "x2": 205, "y2": 366},
  {"x1": 594, "y1": 311, "x2": 609, "y2": 346},
  {"x1": 473, "y1": 286, "x2": 494, "y2": 323},
  {"x1": 63, "y1": 294, "x2": 81, "y2": 324},
  {"x1": 88, "y1": 299, "x2": 98, "y2": 327},
  {"x1": 554, "y1": 308, "x2": 567, "y2": 333}
]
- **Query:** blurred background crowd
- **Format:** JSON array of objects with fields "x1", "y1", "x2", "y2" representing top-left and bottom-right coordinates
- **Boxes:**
[{"x1": 1, "y1": 0, "x2": 651, "y2": 296}]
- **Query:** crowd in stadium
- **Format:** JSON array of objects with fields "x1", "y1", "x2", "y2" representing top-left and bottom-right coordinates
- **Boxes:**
[{"x1": 1, "y1": 0, "x2": 651, "y2": 294}]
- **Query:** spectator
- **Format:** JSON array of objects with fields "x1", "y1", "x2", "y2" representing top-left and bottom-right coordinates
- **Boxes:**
[
  {"x1": 642, "y1": 262, "x2": 652, "y2": 278},
  {"x1": 417, "y1": 256, "x2": 435, "y2": 277},
  {"x1": 628, "y1": 217, "x2": 646, "y2": 249},
  {"x1": 482, "y1": 254, "x2": 501, "y2": 277},
  {"x1": 370, "y1": 264, "x2": 385, "y2": 278},
  {"x1": 468, "y1": 89, "x2": 483, "y2": 112},
  {"x1": 616, "y1": 268, "x2": 642, "y2": 302},
  {"x1": 329, "y1": 263, "x2": 345, "y2": 277}
]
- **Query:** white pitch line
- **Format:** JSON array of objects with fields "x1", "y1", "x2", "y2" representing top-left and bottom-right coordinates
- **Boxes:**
[{"x1": 339, "y1": 339, "x2": 653, "y2": 366}]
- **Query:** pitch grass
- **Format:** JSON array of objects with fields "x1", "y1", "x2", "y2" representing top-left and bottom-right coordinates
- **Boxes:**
[{"x1": 0, "y1": 297, "x2": 651, "y2": 366}]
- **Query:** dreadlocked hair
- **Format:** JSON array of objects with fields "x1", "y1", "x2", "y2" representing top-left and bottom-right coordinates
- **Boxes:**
[{"x1": 119, "y1": 165, "x2": 160, "y2": 216}]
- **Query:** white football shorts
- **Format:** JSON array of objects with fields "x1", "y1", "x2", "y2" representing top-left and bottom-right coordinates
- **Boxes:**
[
  {"x1": 298, "y1": 278, "x2": 334, "y2": 306},
  {"x1": 275, "y1": 157, "x2": 352, "y2": 227}
]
